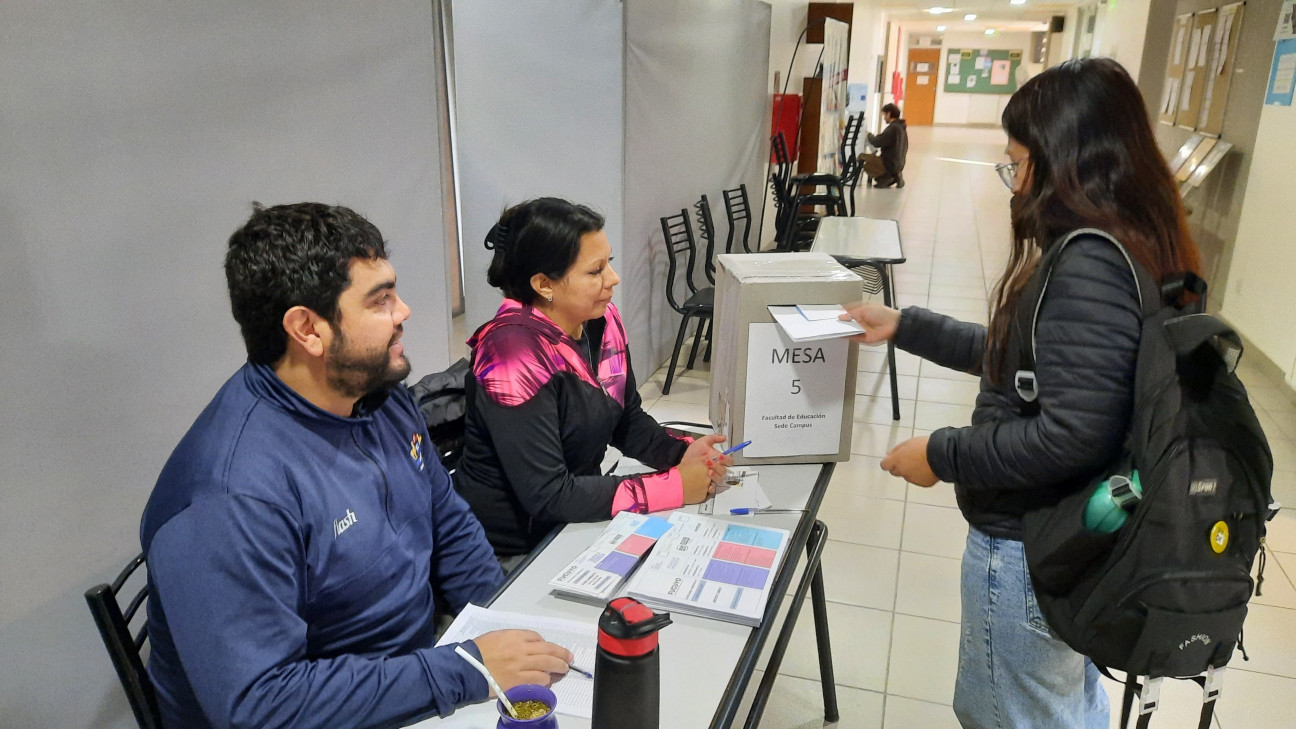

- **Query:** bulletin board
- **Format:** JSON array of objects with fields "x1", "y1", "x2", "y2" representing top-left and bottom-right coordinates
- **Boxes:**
[
  {"x1": 1196, "y1": 2, "x2": 1245, "y2": 135},
  {"x1": 1175, "y1": 9, "x2": 1219, "y2": 130},
  {"x1": 1160, "y1": 4, "x2": 1245, "y2": 134},
  {"x1": 1158, "y1": 13, "x2": 1194, "y2": 125},
  {"x1": 942, "y1": 48, "x2": 1023, "y2": 94}
]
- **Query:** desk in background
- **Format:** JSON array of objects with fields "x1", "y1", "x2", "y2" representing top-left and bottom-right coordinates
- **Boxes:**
[
  {"x1": 811, "y1": 216, "x2": 906, "y2": 421},
  {"x1": 408, "y1": 463, "x2": 837, "y2": 729}
]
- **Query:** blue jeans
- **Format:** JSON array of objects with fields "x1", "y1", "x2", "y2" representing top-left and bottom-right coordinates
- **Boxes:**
[{"x1": 953, "y1": 528, "x2": 1109, "y2": 729}]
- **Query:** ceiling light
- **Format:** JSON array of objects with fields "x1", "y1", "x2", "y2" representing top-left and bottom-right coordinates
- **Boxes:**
[
  {"x1": 1010, "y1": 0, "x2": 1027, "y2": 4},
  {"x1": 964, "y1": 13, "x2": 978, "y2": 21},
  {"x1": 985, "y1": 28, "x2": 996, "y2": 35},
  {"x1": 926, "y1": 7, "x2": 955, "y2": 14},
  {"x1": 937, "y1": 25, "x2": 947, "y2": 31}
]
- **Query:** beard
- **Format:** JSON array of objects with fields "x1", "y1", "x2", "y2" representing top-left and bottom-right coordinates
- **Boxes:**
[{"x1": 326, "y1": 327, "x2": 412, "y2": 399}]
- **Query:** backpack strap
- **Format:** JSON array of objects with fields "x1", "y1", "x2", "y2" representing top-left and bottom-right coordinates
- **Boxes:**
[
  {"x1": 1014, "y1": 228, "x2": 1149, "y2": 414},
  {"x1": 1163, "y1": 313, "x2": 1244, "y2": 374}
]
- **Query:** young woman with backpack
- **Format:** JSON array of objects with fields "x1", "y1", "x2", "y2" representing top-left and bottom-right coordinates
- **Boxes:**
[{"x1": 841, "y1": 58, "x2": 1203, "y2": 728}]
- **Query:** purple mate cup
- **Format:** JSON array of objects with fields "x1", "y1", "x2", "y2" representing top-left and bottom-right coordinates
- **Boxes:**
[{"x1": 496, "y1": 683, "x2": 558, "y2": 729}]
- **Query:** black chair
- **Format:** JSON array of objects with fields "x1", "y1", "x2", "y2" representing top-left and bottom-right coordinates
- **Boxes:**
[
  {"x1": 85, "y1": 553, "x2": 162, "y2": 729},
  {"x1": 781, "y1": 113, "x2": 866, "y2": 249},
  {"x1": 769, "y1": 133, "x2": 822, "y2": 251},
  {"x1": 659, "y1": 209, "x2": 714, "y2": 395},
  {"x1": 722, "y1": 184, "x2": 754, "y2": 254},
  {"x1": 695, "y1": 194, "x2": 719, "y2": 285}
]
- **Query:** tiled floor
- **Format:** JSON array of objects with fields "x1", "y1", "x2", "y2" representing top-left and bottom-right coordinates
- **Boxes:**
[{"x1": 635, "y1": 125, "x2": 1296, "y2": 728}]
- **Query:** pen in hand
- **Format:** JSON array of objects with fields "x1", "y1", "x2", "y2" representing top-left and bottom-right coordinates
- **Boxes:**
[
  {"x1": 568, "y1": 663, "x2": 594, "y2": 679},
  {"x1": 708, "y1": 440, "x2": 752, "y2": 466}
]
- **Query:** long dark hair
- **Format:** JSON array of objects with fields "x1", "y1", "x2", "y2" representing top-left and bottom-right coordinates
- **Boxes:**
[
  {"x1": 484, "y1": 197, "x2": 605, "y2": 306},
  {"x1": 987, "y1": 57, "x2": 1201, "y2": 377}
]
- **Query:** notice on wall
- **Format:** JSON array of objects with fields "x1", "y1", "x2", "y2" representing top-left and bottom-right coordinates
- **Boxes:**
[
  {"x1": 1277, "y1": 0, "x2": 1296, "y2": 41},
  {"x1": 991, "y1": 60, "x2": 1011, "y2": 85},
  {"x1": 742, "y1": 323, "x2": 847, "y2": 458},
  {"x1": 1267, "y1": 38, "x2": 1296, "y2": 106}
]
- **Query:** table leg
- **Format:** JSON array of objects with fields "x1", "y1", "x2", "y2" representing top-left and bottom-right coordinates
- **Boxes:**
[
  {"x1": 809, "y1": 530, "x2": 839, "y2": 723},
  {"x1": 879, "y1": 263, "x2": 901, "y2": 421},
  {"x1": 743, "y1": 521, "x2": 834, "y2": 728}
]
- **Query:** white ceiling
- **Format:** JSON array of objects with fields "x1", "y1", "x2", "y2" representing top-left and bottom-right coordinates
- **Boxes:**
[{"x1": 879, "y1": 0, "x2": 1080, "y2": 32}]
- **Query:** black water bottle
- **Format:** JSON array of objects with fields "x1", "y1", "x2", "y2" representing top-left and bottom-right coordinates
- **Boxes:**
[{"x1": 592, "y1": 597, "x2": 672, "y2": 729}]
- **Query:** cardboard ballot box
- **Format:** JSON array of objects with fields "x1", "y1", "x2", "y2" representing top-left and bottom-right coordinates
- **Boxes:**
[{"x1": 710, "y1": 253, "x2": 860, "y2": 465}]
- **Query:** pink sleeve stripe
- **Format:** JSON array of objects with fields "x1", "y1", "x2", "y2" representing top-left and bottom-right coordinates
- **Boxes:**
[{"x1": 610, "y1": 469, "x2": 685, "y2": 516}]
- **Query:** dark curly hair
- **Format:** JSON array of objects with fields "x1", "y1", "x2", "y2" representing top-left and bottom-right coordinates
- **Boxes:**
[
  {"x1": 484, "y1": 197, "x2": 605, "y2": 305},
  {"x1": 225, "y1": 202, "x2": 388, "y2": 364}
]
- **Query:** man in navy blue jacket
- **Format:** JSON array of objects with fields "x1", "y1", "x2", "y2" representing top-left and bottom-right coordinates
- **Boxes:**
[{"x1": 140, "y1": 203, "x2": 573, "y2": 729}]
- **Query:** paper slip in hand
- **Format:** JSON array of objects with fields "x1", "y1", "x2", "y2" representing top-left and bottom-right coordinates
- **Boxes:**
[
  {"x1": 795, "y1": 304, "x2": 851, "y2": 321},
  {"x1": 713, "y1": 468, "x2": 770, "y2": 513},
  {"x1": 768, "y1": 305, "x2": 864, "y2": 342},
  {"x1": 436, "y1": 604, "x2": 597, "y2": 718}
]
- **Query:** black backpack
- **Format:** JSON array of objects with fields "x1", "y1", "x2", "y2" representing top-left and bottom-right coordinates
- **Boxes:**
[
  {"x1": 409, "y1": 357, "x2": 471, "y2": 473},
  {"x1": 1015, "y1": 229, "x2": 1278, "y2": 728}
]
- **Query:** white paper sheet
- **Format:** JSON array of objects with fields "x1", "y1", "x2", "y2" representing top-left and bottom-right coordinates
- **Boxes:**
[
  {"x1": 712, "y1": 468, "x2": 771, "y2": 514},
  {"x1": 437, "y1": 604, "x2": 598, "y2": 718},
  {"x1": 767, "y1": 305, "x2": 863, "y2": 341}
]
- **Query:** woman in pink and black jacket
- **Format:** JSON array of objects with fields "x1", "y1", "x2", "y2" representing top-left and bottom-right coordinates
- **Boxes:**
[{"x1": 455, "y1": 198, "x2": 730, "y2": 559}]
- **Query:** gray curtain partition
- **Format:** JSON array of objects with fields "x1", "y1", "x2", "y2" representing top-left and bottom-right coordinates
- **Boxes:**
[
  {"x1": 450, "y1": 0, "x2": 626, "y2": 332},
  {"x1": 0, "y1": 3, "x2": 453, "y2": 726},
  {"x1": 450, "y1": 0, "x2": 771, "y2": 382},
  {"x1": 623, "y1": 0, "x2": 773, "y2": 378}
]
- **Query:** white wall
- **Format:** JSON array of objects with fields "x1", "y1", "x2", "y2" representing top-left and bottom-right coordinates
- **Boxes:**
[
  {"x1": 933, "y1": 31, "x2": 1039, "y2": 125},
  {"x1": 0, "y1": 2, "x2": 454, "y2": 726},
  {"x1": 1093, "y1": 0, "x2": 1155, "y2": 79},
  {"x1": 1221, "y1": 102, "x2": 1296, "y2": 386}
]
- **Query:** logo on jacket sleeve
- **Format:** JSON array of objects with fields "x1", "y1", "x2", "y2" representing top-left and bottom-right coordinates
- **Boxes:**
[
  {"x1": 333, "y1": 508, "x2": 358, "y2": 538},
  {"x1": 409, "y1": 432, "x2": 426, "y2": 471}
]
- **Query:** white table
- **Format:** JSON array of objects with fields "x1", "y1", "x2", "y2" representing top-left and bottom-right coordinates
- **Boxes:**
[
  {"x1": 407, "y1": 463, "x2": 837, "y2": 729},
  {"x1": 812, "y1": 216, "x2": 906, "y2": 421}
]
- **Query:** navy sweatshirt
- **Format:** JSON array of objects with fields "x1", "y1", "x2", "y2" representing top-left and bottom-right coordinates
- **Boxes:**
[{"x1": 140, "y1": 363, "x2": 503, "y2": 729}]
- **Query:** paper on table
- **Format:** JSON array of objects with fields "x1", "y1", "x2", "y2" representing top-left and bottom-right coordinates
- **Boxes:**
[
  {"x1": 436, "y1": 604, "x2": 597, "y2": 719},
  {"x1": 768, "y1": 305, "x2": 864, "y2": 342},
  {"x1": 713, "y1": 468, "x2": 770, "y2": 513}
]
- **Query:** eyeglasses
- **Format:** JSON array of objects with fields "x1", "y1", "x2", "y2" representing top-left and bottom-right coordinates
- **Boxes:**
[{"x1": 994, "y1": 161, "x2": 1019, "y2": 190}]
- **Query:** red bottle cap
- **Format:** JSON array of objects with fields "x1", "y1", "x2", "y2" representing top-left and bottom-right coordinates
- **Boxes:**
[{"x1": 597, "y1": 597, "x2": 672, "y2": 657}]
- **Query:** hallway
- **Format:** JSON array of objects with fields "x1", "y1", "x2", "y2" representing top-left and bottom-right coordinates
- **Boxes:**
[{"x1": 637, "y1": 125, "x2": 1296, "y2": 728}]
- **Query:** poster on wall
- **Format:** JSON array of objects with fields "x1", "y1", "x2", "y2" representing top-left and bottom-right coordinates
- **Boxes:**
[
  {"x1": 818, "y1": 18, "x2": 850, "y2": 174},
  {"x1": 1277, "y1": 0, "x2": 1296, "y2": 40},
  {"x1": 1266, "y1": 37, "x2": 1296, "y2": 106}
]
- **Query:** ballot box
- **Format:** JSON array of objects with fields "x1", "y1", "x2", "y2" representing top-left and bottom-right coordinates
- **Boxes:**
[{"x1": 710, "y1": 253, "x2": 860, "y2": 465}]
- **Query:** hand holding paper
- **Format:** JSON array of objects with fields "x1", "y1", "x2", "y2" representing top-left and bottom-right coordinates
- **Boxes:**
[{"x1": 838, "y1": 302, "x2": 901, "y2": 345}]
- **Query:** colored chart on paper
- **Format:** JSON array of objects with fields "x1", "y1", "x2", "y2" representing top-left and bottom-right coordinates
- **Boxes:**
[
  {"x1": 549, "y1": 512, "x2": 674, "y2": 602},
  {"x1": 625, "y1": 512, "x2": 790, "y2": 626}
]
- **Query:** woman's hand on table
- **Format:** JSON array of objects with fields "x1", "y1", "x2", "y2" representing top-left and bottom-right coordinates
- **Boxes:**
[
  {"x1": 840, "y1": 302, "x2": 900, "y2": 345},
  {"x1": 679, "y1": 433, "x2": 730, "y2": 504},
  {"x1": 880, "y1": 435, "x2": 939, "y2": 487}
]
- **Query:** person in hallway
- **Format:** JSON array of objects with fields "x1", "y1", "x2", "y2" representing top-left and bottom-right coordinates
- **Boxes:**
[
  {"x1": 866, "y1": 103, "x2": 909, "y2": 188},
  {"x1": 140, "y1": 203, "x2": 573, "y2": 729},
  {"x1": 456, "y1": 197, "x2": 731, "y2": 561},
  {"x1": 841, "y1": 58, "x2": 1202, "y2": 728}
]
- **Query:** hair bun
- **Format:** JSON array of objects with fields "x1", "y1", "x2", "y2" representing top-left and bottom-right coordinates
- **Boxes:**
[{"x1": 484, "y1": 222, "x2": 510, "y2": 252}]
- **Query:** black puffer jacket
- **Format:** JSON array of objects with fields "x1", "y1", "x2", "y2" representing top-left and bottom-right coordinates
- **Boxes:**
[{"x1": 894, "y1": 234, "x2": 1142, "y2": 539}]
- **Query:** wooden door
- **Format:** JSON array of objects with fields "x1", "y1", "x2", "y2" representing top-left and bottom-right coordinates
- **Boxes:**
[{"x1": 905, "y1": 48, "x2": 940, "y2": 126}]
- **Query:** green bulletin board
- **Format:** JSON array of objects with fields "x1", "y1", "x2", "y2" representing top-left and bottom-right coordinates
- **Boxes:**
[{"x1": 943, "y1": 48, "x2": 1022, "y2": 94}]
